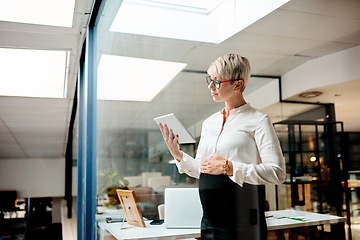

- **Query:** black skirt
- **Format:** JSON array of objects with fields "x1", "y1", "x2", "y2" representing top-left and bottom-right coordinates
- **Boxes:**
[{"x1": 198, "y1": 173, "x2": 267, "y2": 240}]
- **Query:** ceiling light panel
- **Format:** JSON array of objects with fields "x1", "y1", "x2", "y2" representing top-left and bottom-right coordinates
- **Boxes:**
[
  {"x1": 0, "y1": 48, "x2": 67, "y2": 98},
  {"x1": 0, "y1": 0, "x2": 75, "y2": 27},
  {"x1": 97, "y1": 55, "x2": 187, "y2": 102},
  {"x1": 110, "y1": 0, "x2": 220, "y2": 43},
  {"x1": 134, "y1": 0, "x2": 225, "y2": 12},
  {"x1": 110, "y1": 0, "x2": 290, "y2": 43}
]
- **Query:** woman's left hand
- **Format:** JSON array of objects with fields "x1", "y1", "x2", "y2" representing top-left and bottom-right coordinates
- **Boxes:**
[{"x1": 200, "y1": 154, "x2": 227, "y2": 175}]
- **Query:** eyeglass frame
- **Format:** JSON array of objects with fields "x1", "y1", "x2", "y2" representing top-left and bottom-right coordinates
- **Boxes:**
[{"x1": 206, "y1": 76, "x2": 243, "y2": 89}]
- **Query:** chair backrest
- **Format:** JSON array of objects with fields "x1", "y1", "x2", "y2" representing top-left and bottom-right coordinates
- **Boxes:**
[
  {"x1": 141, "y1": 172, "x2": 161, "y2": 187},
  {"x1": 125, "y1": 176, "x2": 143, "y2": 187},
  {"x1": 158, "y1": 204, "x2": 165, "y2": 220},
  {"x1": 25, "y1": 197, "x2": 53, "y2": 239},
  {"x1": 148, "y1": 176, "x2": 171, "y2": 191},
  {"x1": 26, "y1": 197, "x2": 52, "y2": 228}
]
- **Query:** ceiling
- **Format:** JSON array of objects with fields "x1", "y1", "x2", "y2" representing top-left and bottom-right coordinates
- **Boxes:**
[{"x1": 0, "y1": 0, "x2": 360, "y2": 159}]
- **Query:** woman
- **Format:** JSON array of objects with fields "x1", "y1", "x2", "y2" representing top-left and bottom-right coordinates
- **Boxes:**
[{"x1": 159, "y1": 54, "x2": 285, "y2": 240}]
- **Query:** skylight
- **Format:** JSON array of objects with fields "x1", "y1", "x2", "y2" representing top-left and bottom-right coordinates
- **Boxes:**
[
  {"x1": 133, "y1": 0, "x2": 225, "y2": 13},
  {"x1": 0, "y1": 48, "x2": 68, "y2": 98},
  {"x1": 110, "y1": 0, "x2": 290, "y2": 43},
  {"x1": 0, "y1": 0, "x2": 75, "y2": 27},
  {"x1": 97, "y1": 55, "x2": 186, "y2": 102}
]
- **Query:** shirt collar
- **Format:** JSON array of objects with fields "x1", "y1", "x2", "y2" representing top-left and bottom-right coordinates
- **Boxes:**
[{"x1": 220, "y1": 103, "x2": 250, "y2": 116}]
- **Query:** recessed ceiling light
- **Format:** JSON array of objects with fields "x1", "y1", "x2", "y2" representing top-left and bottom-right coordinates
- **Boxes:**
[
  {"x1": 97, "y1": 55, "x2": 186, "y2": 101},
  {"x1": 299, "y1": 91, "x2": 322, "y2": 98},
  {"x1": 0, "y1": 0, "x2": 75, "y2": 27},
  {"x1": 0, "y1": 48, "x2": 68, "y2": 98}
]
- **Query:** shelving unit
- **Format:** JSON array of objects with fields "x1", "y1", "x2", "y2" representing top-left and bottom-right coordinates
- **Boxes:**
[{"x1": 273, "y1": 120, "x2": 351, "y2": 239}]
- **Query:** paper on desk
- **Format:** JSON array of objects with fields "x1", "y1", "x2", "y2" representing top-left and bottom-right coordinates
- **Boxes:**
[{"x1": 272, "y1": 212, "x2": 308, "y2": 221}]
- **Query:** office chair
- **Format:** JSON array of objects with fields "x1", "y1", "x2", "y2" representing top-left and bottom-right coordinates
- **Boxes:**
[{"x1": 25, "y1": 197, "x2": 52, "y2": 240}]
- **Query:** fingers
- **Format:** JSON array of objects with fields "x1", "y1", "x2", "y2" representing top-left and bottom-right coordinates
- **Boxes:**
[
  {"x1": 200, "y1": 160, "x2": 210, "y2": 173},
  {"x1": 158, "y1": 123, "x2": 182, "y2": 161},
  {"x1": 163, "y1": 124, "x2": 169, "y2": 141},
  {"x1": 200, "y1": 161, "x2": 208, "y2": 173},
  {"x1": 200, "y1": 165, "x2": 214, "y2": 174},
  {"x1": 200, "y1": 158, "x2": 224, "y2": 175},
  {"x1": 173, "y1": 133, "x2": 179, "y2": 143},
  {"x1": 158, "y1": 123, "x2": 165, "y2": 139},
  {"x1": 158, "y1": 123, "x2": 171, "y2": 142},
  {"x1": 168, "y1": 128, "x2": 174, "y2": 141},
  {"x1": 159, "y1": 123, "x2": 180, "y2": 150}
]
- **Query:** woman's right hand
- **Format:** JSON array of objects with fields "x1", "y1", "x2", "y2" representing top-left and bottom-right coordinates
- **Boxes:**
[{"x1": 158, "y1": 123, "x2": 183, "y2": 162}]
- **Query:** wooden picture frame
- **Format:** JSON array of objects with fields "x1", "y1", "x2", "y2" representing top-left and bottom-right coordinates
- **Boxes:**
[{"x1": 116, "y1": 189, "x2": 146, "y2": 228}]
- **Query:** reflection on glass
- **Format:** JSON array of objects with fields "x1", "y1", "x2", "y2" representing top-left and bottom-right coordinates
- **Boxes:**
[
  {"x1": 301, "y1": 125, "x2": 316, "y2": 152},
  {"x1": 97, "y1": 55, "x2": 186, "y2": 101},
  {"x1": 273, "y1": 120, "x2": 346, "y2": 216},
  {"x1": 94, "y1": 0, "x2": 295, "y2": 234}
]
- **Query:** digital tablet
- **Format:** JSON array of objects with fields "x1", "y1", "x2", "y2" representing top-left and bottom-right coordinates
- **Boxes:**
[{"x1": 154, "y1": 113, "x2": 196, "y2": 144}]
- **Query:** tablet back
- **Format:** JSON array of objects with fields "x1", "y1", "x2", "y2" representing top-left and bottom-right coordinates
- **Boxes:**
[{"x1": 154, "y1": 113, "x2": 196, "y2": 144}]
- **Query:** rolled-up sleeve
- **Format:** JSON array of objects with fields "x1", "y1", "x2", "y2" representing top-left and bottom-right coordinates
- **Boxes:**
[
  {"x1": 176, "y1": 151, "x2": 201, "y2": 179},
  {"x1": 235, "y1": 115, "x2": 285, "y2": 185}
]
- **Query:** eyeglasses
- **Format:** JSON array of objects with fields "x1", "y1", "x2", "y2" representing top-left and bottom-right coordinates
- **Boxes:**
[{"x1": 206, "y1": 76, "x2": 240, "y2": 89}]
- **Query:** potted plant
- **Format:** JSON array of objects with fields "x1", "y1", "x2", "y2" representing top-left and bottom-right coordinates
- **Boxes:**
[{"x1": 98, "y1": 168, "x2": 129, "y2": 206}]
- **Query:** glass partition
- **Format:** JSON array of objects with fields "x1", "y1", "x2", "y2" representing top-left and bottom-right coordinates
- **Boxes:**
[
  {"x1": 88, "y1": 1, "x2": 350, "y2": 238},
  {"x1": 93, "y1": 0, "x2": 281, "y2": 229}
]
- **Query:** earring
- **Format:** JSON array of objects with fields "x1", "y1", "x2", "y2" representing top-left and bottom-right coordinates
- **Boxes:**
[{"x1": 235, "y1": 90, "x2": 238, "y2": 93}]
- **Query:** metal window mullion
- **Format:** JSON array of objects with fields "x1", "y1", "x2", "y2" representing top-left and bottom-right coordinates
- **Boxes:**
[
  {"x1": 84, "y1": 25, "x2": 98, "y2": 240},
  {"x1": 78, "y1": 48, "x2": 86, "y2": 240}
]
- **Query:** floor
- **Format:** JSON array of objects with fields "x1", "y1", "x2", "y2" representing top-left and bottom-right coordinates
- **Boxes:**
[
  {"x1": 349, "y1": 215, "x2": 360, "y2": 240},
  {"x1": 0, "y1": 218, "x2": 25, "y2": 240},
  {"x1": 0, "y1": 211, "x2": 62, "y2": 240},
  {"x1": 348, "y1": 190, "x2": 360, "y2": 240}
]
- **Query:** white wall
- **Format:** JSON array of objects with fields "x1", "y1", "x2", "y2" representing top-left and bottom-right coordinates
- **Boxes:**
[
  {"x1": 282, "y1": 45, "x2": 360, "y2": 99},
  {"x1": 245, "y1": 79, "x2": 280, "y2": 110},
  {"x1": 0, "y1": 158, "x2": 65, "y2": 198}
]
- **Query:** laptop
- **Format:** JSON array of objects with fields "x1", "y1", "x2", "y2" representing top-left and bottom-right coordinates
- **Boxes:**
[{"x1": 164, "y1": 188, "x2": 203, "y2": 229}]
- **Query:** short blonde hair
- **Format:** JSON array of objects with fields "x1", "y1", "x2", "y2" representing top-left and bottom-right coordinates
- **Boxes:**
[{"x1": 207, "y1": 54, "x2": 251, "y2": 92}]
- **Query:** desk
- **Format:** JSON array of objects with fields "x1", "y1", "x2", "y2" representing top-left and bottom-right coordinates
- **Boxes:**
[
  {"x1": 98, "y1": 210, "x2": 346, "y2": 240},
  {"x1": 266, "y1": 209, "x2": 346, "y2": 231},
  {"x1": 98, "y1": 221, "x2": 199, "y2": 240}
]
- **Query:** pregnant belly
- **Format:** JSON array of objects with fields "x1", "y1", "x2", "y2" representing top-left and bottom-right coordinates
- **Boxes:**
[{"x1": 198, "y1": 173, "x2": 237, "y2": 222}]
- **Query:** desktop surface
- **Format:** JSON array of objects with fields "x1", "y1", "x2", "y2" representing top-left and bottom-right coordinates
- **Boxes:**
[
  {"x1": 98, "y1": 209, "x2": 347, "y2": 240},
  {"x1": 100, "y1": 220, "x2": 200, "y2": 240}
]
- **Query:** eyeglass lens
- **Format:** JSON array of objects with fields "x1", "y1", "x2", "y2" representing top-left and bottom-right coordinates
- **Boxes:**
[{"x1": 206, "y1": 76, "x2": 220, "y2": 88}]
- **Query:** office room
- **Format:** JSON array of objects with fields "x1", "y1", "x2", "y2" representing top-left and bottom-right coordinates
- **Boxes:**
[{"x1": 0, "y1": 0, "x2": 360, "y2": 240}]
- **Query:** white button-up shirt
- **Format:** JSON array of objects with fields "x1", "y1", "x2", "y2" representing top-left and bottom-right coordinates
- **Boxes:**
[{"x1": 176, "y1": 103, "x2": 286, "y2": 186}]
